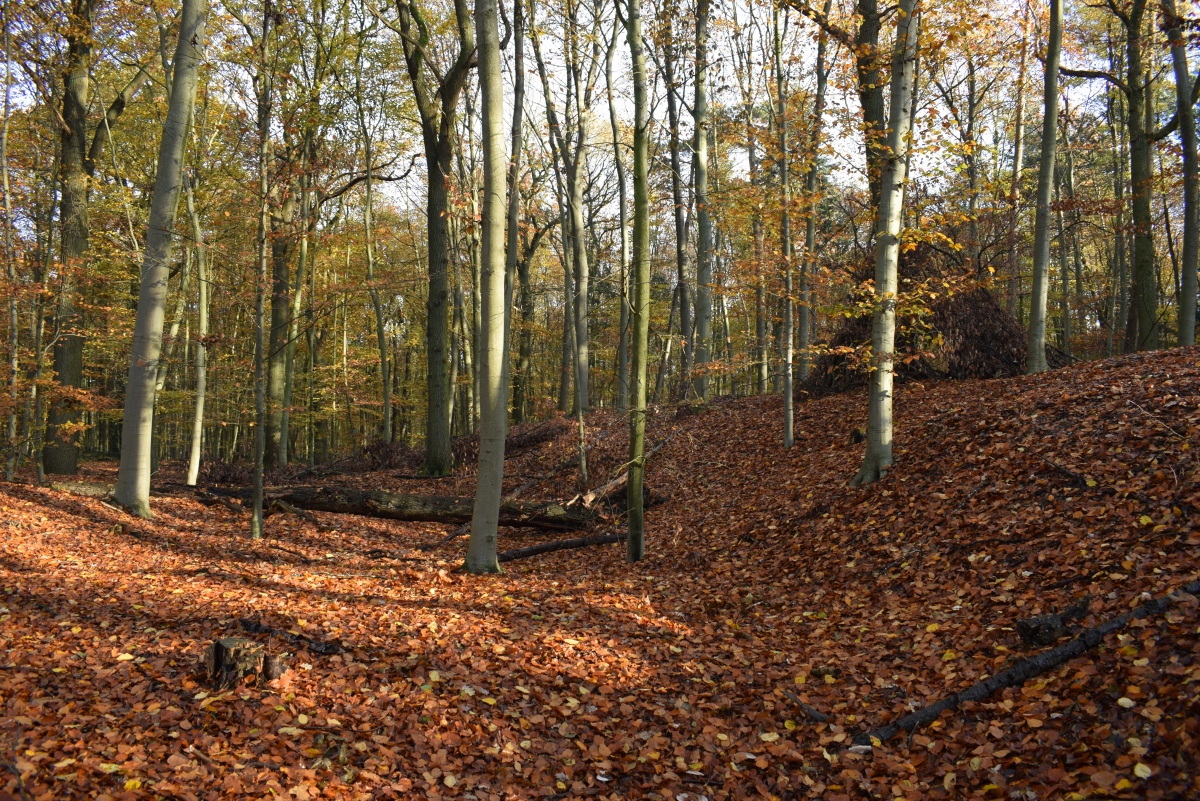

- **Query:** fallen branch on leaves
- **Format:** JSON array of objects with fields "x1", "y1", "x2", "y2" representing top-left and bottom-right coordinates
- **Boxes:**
[
  {"x1": 214, "y1": 486, "x2": 592, "y2": 531},
  {"x1": 497, "y1": 533, "x2": 626, "y2": 563},
  {"x1": 419, "y1": 452, "x2": 591, "y2": 551},
  {"x1": 853, "y1": 579, "x2": 1200, "y2": 748}
]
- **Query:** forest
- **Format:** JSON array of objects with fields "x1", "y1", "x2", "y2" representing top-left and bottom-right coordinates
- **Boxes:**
[{"x1": 1, "y1": 0, "x2": 1199, "y2": 795}]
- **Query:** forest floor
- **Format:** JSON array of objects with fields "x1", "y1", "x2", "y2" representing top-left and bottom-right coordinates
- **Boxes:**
[{"x1": 2, "y1": 348, "x2": 1199, "y2": 801}]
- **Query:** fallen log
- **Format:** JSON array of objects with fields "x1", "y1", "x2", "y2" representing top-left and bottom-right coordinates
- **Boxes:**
[
  {"x1": 498, "y1": 532, "x2": 626, "y2": 562},
  {"x1": 852, "y1": 579, "x2": 1200, "y2": 748},
  {"x1": 254, "y1": 485, "x2": 590, "y2": 531}
]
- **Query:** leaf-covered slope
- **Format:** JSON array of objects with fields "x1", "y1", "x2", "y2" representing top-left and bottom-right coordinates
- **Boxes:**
[{"x1": 1, "y1": 348, "x2": 1197, "y2": 800}]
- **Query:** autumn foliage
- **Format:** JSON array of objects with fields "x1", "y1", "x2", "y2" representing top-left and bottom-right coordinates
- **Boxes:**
[{"x1": 2, "y1": 348, "x2": 1199, "y2": 800}]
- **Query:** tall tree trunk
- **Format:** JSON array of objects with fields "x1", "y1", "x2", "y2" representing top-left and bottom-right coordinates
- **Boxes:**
[
  {"x1": 1123, "y1": 0, "x2": 1158, "y2": 351},
  {"x1": 1025, "y1": 0, "x2": 1062, "y2": 374},
  {"x1": 394, "y1": 0, "x2": 473, "y2": 475},
  {"x1": 251, "y1": 9, "x2": 274, "y2": 539},
  {"x1": 1006, "y1": 8, "x2": 1028, "y2": 317},
  {"x1": 625, "y1": 0, "x2": 649, "y2": 561},
  {"x1": 1164, "y1": 0, "x2": 1198, "y2": 345},
  {"x1": 466, "y1": 0, "x2": 506, "y2": 574},
  {"x1": 692, "y1": 0, "x2": 712, "y2": 401},
  {"x1": 3, "y1": 0, "x2": 16, "y2": 482},
  {"x1": 185, "y1": 178, "x2": 208, "y2": 486},
  {"x1": 851, "y1": 0, "x2": 918, "y2": 487},
  {"x1": 800, "y1": 0, "x2": 831, "y2": 383},
  {"x1": 774, "y1": 5, "x2": 793, "y2": 448},
  {"x1": 44, "y1": 0, "x2": 92, "y2": 476},
  {"x1": 1055, "y1": 170, "x2": 1072, "y2": 356},
  {"x1": 504, "y1": 0, "x2": 525, "y2": 419},
  {"x1": 662, "y1": 21, "x2": 692, "y2": 385},
  {"x1": 607, "y1": 30, "x2": 630, "y2": 411},
  {"x1": 113, "y1": 0, "x2": 208, "y2": 517},
  {"x1": 266, "y1": 187, "x2": 295, "y2": 466}
]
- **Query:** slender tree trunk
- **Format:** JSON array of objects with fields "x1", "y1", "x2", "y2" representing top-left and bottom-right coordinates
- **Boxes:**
[
  {"x1": 3, "y1": 0, "x2": 16, "y2": 482},
  {"x1": 1006, "y1": 8, "x2": 1028, "y2": 317},
  {"x1": 663, "y1": 23, "x2": 692, "y2": 385},
  {"x1": 251, "y1": 10, "x2": 274, "y2": 539},
  {"x1": 504, "y1": 0, "x2": 525, "y2": 419},
  {"x1": 1025, "y1": 0, "x2": 1062, "y2": 374},
  {"x1": 113, "y1": 0, "x2": 208, "y2": 517},
  {"x1": 466, "y1": 0, "x2": 506, "y2": 574},
  {"x1": 692, "y1": 0, "x2": 712, "y2": 401},
  {"x1": 774, "y1": 6, "x2": 793, "y2": 448},
  {"x1": 1165, "y1": 0, "x2": 1198, "y2": 345},
  {"x1": 1123, "y1": 0, "x2": 1158, "y2": 351},
  {"x1": 1055, "y1": 172, "x2": 1072, "y2": 356},
  {"x1": 625, "y1": 0, "x2": 649, "y2": 561},
  {"x1": 185, "y1": 178, "x2": 208, "y2": 486},
  {"x1": 851, "y1": 0, "x2": 918, "y2": 487},
  {"x1": 607, "y1": 31, "x2": 630, "y2": 411},
  {"x1": 800, "y1": 0, "x2": 831, "y2": 383}
]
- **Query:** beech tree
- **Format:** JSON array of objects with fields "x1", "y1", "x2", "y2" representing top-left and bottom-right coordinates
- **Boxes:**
[
  {"x1": 851, "y1": 0, "x2": 919, "y2": 487},
  {"x1": 465, "y1": 0, "x2": 506, "y2": 574},
  {"x1": 1026, "y1": 0, "x2": 1062, "y2": 374},
  {"x1": 113, "y1": 0, "x2": 208, "y2": 517}
]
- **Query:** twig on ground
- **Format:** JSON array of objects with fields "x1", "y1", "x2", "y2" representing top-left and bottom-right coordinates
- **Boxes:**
[{"x1": 853, "y1": 579, "x2": 1200, "y2": 748}]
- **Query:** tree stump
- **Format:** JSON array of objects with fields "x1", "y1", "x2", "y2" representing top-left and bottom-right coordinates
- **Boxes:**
[{"x1": 203, "y1": 637, "x2": 287, "y2": 689}]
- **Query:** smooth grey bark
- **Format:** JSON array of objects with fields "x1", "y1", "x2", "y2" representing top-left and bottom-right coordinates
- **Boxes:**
[
  {"x1": 1005, "y1": 10, "x2": 1028, "y2": 316},
  {"x1": 154, "y1": 246, "x2": 191, "y2": 395},
  {"x1": 625, "y1": 0, "x2": 649, "y2": 562},
  {"x1": 185, "y1": 179, "x2": 208, "y2": 486},
  {"x1": 606, "y1": 29, "x2": 630, "y2": 410},
  {"x1": 774, "y1": 5, "x2": 793, "y2": 448},
  {"x1": 850, "y1": 0, "x2": 918, "y2": 487},
  {"x1": 1165, "y1": 0, "x2": 1198, "y2": 345},
  {"x1": 466, "y1": 0, "x2": 506, "y2": 575},
  {"x1": 1025, "y1": 0, "x2": 1061, "y2": 375},
  {"x1": 692, "y1": 0, "x2": 712, "y2": 401},
  {"x1": 113, "y1": 0, "x2": 208, "y2": 517},
  {"x1": 799, "y1": 0, "x2": 831, "y2": 383},
  {"x1": 3, "y1": 0, "x2": 16, "y2": 482}
]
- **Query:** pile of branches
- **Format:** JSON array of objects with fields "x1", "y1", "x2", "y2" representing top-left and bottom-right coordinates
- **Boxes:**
[
  {"x1": 451, "y1": 416, "x2": 573, "y2": 465},
  {"x1": 805, "y1": 248, "x2": 1069, "y2": 395}
]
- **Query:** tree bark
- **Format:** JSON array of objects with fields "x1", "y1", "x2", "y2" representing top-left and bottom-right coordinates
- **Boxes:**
[
  {"x1": 799, "y1": 0, "x2": 831, "y2": 383},
  {"x1": 113, "y1": 0, "x2": 208, "y2": 517},
  {"x1": 692, "y1": 0, "x2": 712, "y2": 401},
  {"x1": 1123, "y1": 0, "x2": 1158, "y2": 351},
  {"x1": 393, "y1": 0, "x2": 474, "y2": 476},
  {"x1": 774, "y1": 5, "x2": 794, "y2": 448},
  {"x1": 625, "y1": 0, "x2": 649, "y2": 561},
  {"x1": 851, "y1": 0, "x2": 918, "y2": 487},
  {"x1": 185, "y1": 178, "x2": 208, "y2": 486},
  {"x1": 1005, "y1": 9, "x2": 1028, "y2": 317},
  {"x1": 1025, "y1": 0, "x2": 1061, "y2": 374},
  {"x1": 1164, "y1": 0, "x2": 1198, "y2": 345},
  {"x1": 466, "y1": 0, "x2": 507, "y2": 574}
]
